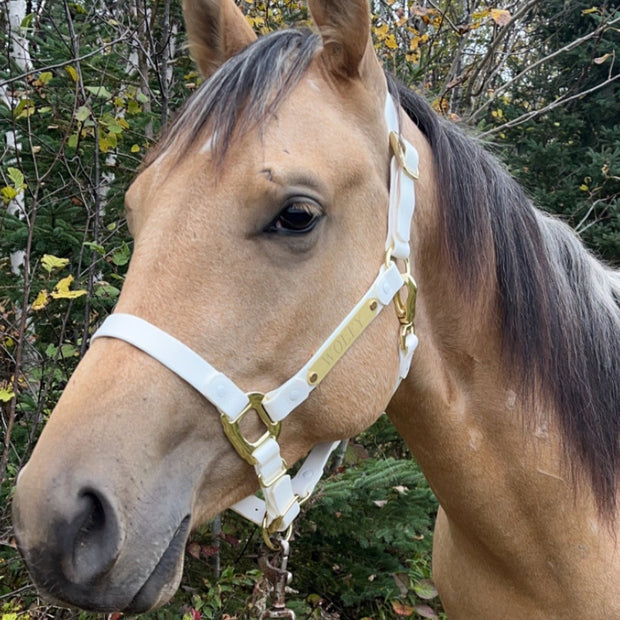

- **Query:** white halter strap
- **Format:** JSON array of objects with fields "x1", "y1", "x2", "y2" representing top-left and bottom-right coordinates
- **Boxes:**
[{"x1": 91, "y1": 94, "x2": 419, "y2": 536}]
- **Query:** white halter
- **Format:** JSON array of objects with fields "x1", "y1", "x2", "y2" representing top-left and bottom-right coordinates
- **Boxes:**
[{"x1": 91, "y1": 94, "x2": 419, "y2": 539}]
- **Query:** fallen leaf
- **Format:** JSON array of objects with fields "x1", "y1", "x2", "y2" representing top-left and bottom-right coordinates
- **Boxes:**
[
  {"x1": 413, "y1": 604, "x2": 439, "y2": 618},
  {"x1": 0, "y1": 386, "x2": 15, "y2": 402},
  {"x1": 413, "y1": 579, "x2": 439, "y2": 600},
  {"x1": 392, "y1": 572, "x2": 410, "y2": 597},
  {"x1": 41, "y1": 254, "x2": 69, "y2": 273},
  {"x1": 392, "y1": 600, "x2": 415, "y2": 616},
  {"x1": 186, "y1": 541, "x2": 201, "y2": 559}
]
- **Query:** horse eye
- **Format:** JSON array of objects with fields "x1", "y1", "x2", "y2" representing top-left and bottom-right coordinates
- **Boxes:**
[{"x1": 266, "y1": 200, "x2": 322, "y2": 235}]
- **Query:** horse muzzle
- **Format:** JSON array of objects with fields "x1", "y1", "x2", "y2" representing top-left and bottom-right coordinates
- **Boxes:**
[{"x1": 12, "y1": 464, "x2": 192, "y2": 613}]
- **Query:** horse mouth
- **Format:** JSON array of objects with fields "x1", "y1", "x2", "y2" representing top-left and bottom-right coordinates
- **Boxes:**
[{"x1": 124, "y1": 515, "x2": 191, "y2": 613}]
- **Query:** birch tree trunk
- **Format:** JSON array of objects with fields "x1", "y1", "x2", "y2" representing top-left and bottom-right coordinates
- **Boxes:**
[{"x1": 2, "y1": 0, "x2": 32, "y2": 273}]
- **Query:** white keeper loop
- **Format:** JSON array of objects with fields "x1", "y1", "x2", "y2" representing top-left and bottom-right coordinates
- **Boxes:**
[{"x1": 399, "y1": 333, "x2": 419, "y2": 382}]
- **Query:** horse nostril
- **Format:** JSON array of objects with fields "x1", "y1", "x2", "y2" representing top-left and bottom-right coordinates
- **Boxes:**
[
  {"x1": 77, "y1": 491, "x2": 106, "y2": 538},
  {"x1": 62, "y1": 489, "x2": 123, "y2": 585}
]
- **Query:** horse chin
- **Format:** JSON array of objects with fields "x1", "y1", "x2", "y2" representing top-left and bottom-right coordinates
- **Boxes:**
[{"x1": 124, "y1": 515, "x2": 191, "y2": 613}]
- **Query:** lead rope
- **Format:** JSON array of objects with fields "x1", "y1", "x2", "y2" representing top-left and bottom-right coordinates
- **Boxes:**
[{"x1": 90, "y1": 93, "x2": 419, "y2": 616}]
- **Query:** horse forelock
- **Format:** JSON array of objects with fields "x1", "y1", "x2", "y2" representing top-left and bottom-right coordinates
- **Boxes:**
[
  {"x1": 144, "y1": 29, "x2": 321, "y2": 167},
  {"x1": 394, "y1": 79, "x2": 620, "y2": 519}
]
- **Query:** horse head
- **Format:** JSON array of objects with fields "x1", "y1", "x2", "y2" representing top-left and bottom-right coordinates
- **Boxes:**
[{"x1": 12, "y1": 0, "x2": 433, "y2": 612}]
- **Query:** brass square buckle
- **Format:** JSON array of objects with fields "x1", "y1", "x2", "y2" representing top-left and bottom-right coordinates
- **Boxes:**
[{"x1": 220, "y1": 392, "x2": 282, "y2": 465}]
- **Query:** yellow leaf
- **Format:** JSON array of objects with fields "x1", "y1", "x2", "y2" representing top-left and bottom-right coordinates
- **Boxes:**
[
  {"x1": 490, "y1": 9, "x2": 511, "y2": 26},
  {"x1": 131, "y1": 144, "x2": 141, "y2": 153},
  {"x1": 51, "y1": 275, "x2": 87, "y2": 300},
  {"x1": 0, "y1": 385, "x2": 15, "y2": 402},
  {"x1": 1, "y1": 186, "x2": 17, "y2": 204},
  {"x1": 0, "y1": 386, "x2": 15, "y2": 402},
  {"x1": 472, "y1": 9, "x2": 491, "y2": 20},
  {"x1": 65, "y1": 65, "x2": 78, "y2": 82},
  {"x1": 384, "y1": 34, "x2": 398, "y2": 50},
  {"x1": 581, "y1": 7, "x2": 598, "y2": 14},
  {"x1": 31, "y1": 289, "x2": 50, "y2": 310},
  {"x1": 579, "y1": 184, "x2": 589, "y2": 191},
  {"x1": 41, "y1": 254, "x2": 69, "y2": 273},
  {"x1": 99, "y1": 135, "x2": 112, "y2": 153},
  {"x1": 373, "y1": 23, "x2": 389, "y2": 37}
]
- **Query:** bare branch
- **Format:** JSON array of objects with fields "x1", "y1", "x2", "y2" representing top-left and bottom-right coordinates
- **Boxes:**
[
  {"x1": 479, "y1": 72, "x2": 620, "y2": 138},
  {"x1": 469, "y1": 14, "x2": 620, "y2": 123},
  {"x1": 465, "y1": 0, "x2": 540, "y2": 100}
]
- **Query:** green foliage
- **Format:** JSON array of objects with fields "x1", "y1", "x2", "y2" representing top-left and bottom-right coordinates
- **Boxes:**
[{"x1": 295, "y1": 457, "x2": 438, "y2": 615}]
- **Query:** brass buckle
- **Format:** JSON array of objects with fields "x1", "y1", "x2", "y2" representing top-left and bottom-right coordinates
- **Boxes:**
[
  {"x1": 263, "y1": 510, "x2": 296, "y2": 544},
  {"x1": 220, "y1": 392, "x2": 282, "y2": 466},
  {"x1": 389, "y1": 131, "x2": 420, "y2": 180},
  {"x1": 387, "y1": 256, "x2": 418, "y2": 350}
]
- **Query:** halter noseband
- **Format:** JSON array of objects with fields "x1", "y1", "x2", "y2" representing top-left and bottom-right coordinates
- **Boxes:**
[{"x1": 91, "y1": 94, "x2": 419, "y2": 540}]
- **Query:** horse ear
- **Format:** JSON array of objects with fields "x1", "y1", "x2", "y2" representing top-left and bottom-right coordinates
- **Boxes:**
[
  {"x1": 182, "y1": 0, "x2": 257, "y2": 79},
  {"x1": 308, "y1": 0, "x2": 376, "y2": 79}
]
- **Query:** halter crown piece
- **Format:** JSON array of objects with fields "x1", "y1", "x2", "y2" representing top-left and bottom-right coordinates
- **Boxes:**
[{"x1": 91, "y1": 94, "x2": 419, "y2": 541}]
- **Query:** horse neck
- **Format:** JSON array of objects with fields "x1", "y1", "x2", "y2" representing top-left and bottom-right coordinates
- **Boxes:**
[{"x1": 385, "y1": 159, "x2": 533, "y2": 510}]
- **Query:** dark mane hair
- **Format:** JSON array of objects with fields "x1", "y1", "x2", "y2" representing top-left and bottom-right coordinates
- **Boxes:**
[
  {"x1": 151, "y1": 28, "x2": 620, "y2": 516},
  {"x1": 393, "y1": 79, "x2": 620, "y2": 517}
]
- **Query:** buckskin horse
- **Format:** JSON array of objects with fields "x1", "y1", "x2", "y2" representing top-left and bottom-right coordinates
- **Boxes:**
[{"x1": 12, "y1": 0, "x2": 620, "y2": 617}]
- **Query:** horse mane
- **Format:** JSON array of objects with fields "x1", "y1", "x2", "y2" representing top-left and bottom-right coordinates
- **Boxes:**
[
  {"x1": 148, "y1": 28, "x2": 620, "y2": 517},
  {"x1": 144, "y1": 29, "x2": 320, "y2": 166},
  {"x1": 392, "y1": 79, "x2": 620, "y2": 518}
]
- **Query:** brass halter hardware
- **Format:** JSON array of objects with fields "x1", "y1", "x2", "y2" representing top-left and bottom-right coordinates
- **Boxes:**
[
  {"x1": 387, "y1": 252, "x2": 418, "y2": 352},
  {"x1": 262, "y1": 518, "x2": 294, "y2": 549},
  {"x1": 220, "y1": 392, "x2": 282, "y2": 466},
  {"x1": 389, "y1": 131, "x2": 420, "y2": 180}
]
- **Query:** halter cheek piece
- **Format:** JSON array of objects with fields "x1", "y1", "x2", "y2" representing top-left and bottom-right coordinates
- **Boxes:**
[{"x1": 91, "y1": 95, "x2": 419, "y2": 541}]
